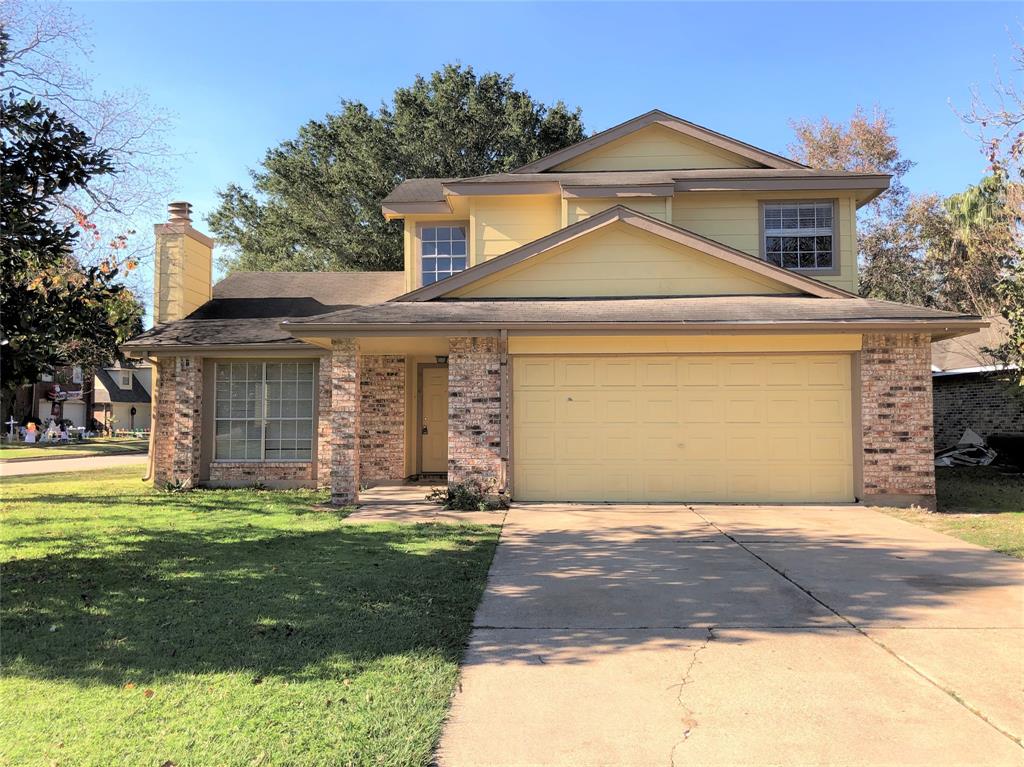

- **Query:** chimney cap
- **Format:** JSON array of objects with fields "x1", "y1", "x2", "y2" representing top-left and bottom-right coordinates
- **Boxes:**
[{"x1": 168, "y1": 201, "x2": 193, "y2": 224}]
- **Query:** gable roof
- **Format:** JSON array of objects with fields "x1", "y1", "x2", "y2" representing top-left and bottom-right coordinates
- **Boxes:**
[
  {"x1": 512, "y1": 110, "x2": 806, "y2": 173},
  {"x1": 94, "y1": 368, "x2": 151, "y2": 403},
  {"x1": 395, "y1": 205, "x2": 853, "y2": 302}
]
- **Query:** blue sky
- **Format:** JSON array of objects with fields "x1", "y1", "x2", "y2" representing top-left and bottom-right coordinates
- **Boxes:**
[{"x1": 76, "y1": 1, "x2": 1018, "y2": 274}]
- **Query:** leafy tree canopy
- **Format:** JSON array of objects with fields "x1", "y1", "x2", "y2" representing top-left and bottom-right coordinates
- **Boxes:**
[
  {"x1": 209, "y1": 64, "x2": 585, "y2": 273},
  {"x1": 1, "y1": 32, "x2": 143, "y2": 408}
]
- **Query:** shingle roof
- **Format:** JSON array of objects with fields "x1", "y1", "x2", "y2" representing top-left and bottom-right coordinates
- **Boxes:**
[
  {"x1": 287, "y1": 295, "x2": 981, "y2": 330},
  {"x1": 932, "y1": 316, "x2": 1010, "y2": 372},
  {"x1": 383, "y1": 169, "x2": 890, "y2": 204},
  {"x1": 123, "y1": 271, "x2": 405, "y2": 350},
  {"x1": 94, "y1": 368, "x2": 151, "y2": 403}
]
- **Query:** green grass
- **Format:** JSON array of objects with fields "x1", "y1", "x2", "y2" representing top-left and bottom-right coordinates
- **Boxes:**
[
  {"x1": 0, "y1": 438, "x2": 149, "y2": 461},
  {"x1": 0, "y1": 467, "x2": 500, "y2": 766},
  {"x1": 883, "y1": 467, "x2": 1024, "y2": 558}
]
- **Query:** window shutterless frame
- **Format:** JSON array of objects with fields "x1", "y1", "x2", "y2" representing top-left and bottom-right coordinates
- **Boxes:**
[
  {"x1": 213, "y1": 361, "x2": 315, "y2": 462},
  {"x1": 758, "y1": 199, "x2": 841, "y2": 276},
  {"x1": 416, "y1": 221, "x2": 470, "y2": 287}
]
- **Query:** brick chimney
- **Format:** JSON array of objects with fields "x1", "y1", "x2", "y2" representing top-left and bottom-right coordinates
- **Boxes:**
[{"x1": 153, "y1": 201, "x2": 214, "y2": 324}]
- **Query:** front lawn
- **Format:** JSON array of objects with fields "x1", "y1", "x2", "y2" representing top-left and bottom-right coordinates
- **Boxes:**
[
  {"x1": 882, "y1": 467, "x2": 1024, "y2": 558},
  {"x1": 0, "y1": 437, "x2": 149, "y2": 461},
  {"x1": 0, "y1": 467, "x2": 500, "y2": 766}
]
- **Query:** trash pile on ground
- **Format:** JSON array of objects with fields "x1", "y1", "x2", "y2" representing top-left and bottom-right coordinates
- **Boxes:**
[{"x1": 934, "y1": 429, "x2": 998, "y2": 467}]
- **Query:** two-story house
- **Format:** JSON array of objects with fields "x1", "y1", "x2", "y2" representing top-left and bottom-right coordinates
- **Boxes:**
[{"x1": 124, "y1": 110, "x2": 985, "y2": 508}]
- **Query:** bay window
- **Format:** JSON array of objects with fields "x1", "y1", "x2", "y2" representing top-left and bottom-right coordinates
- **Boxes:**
[{"x1": 214, "y1": 362, "x2": 315, "y2": 461}]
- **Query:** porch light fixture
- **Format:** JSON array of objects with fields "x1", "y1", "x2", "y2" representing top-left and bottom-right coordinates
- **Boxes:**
[{"x1": 435, "y1": 355, "x2": 449, "y2": 364}]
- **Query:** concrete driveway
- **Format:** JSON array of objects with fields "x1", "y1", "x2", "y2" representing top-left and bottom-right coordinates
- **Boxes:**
[{"x1": 437, "y1": 504, "x2": 1024, "y2": 766}]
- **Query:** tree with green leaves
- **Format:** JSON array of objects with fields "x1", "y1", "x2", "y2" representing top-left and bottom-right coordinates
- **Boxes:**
[
  {"x1": 209, "y1": 64, "x2": 585, "y2": 273},
  {"x1": 1, "y1": 34, "x2": 143, "y2": 422}
]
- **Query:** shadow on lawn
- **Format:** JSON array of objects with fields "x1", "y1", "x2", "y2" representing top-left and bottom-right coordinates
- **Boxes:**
[{"x1": 3, "y1": 521, "x2": 497, "y2": 685}]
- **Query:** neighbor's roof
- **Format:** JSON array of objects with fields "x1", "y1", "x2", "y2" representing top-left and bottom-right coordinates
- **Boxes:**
[
  {"x1": 932, "y1": 316, "x2": 1011, "y2": 374},
  {"x1": 123, "y1": 271, "x2": 405, "y2": 351},
  {"x1": 285, "y1": 295, "x2": 982, "y2": 338},
  {"x1": 94, "y1": 368, "x2": 151, "y2": 403}
]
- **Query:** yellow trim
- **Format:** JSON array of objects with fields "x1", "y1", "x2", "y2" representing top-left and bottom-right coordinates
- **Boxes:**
[{"x1": 509, "y1": 334, "x2": 863, "y2": 355}]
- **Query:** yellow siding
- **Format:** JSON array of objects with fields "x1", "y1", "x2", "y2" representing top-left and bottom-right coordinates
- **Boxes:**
[
  {"x1": 555, "y1": 124, "x2": 762, "y2": 171},
  {"x1": 672, "y1": 191, "x2": 858, "y2": 292},
  {"x1": 513, "y1": 353, "x2": 854, "y2": 503},
  {"x1": 401, "y1": 197, "x2": 472, "y2": 292},
  {"x1": 568, "y1": 197, "x2": 669, "y2": 224},
  {"x1": 452, "y1": 221, "x2": 793, "y2": 298},
  {"x1": 154, "y1": 231, "x2": 212, "y2": 324},
  {"x1": 470, "y1": 195, "x2": 561, "y2": 263}
]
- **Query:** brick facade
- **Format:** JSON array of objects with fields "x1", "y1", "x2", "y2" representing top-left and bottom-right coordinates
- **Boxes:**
[
  {"x1": 209, "y1": 461, "x2": 314, "y2": 484},
  {"x1": 933, "y1": 373, "x2": 1024, "y2": 451},
  {"x1": 153, "y1": 356, "x2": 202, "y2": 487},
  {"x1": 448, "y1": 336, "x2": 503, "y2": 488},
  {"x1": 860, "y1": 333, "x2": 936, "y2": 507},
  {"x1": 359, "y1": 355, "x2": 406, "y2": 481},
  {"x1": 330, "y1": 339, "x2": 361, "y2": 505}
]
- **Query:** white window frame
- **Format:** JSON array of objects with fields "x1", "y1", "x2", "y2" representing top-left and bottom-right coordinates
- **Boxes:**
[
  {"x1": 213, "y1": 361, "x2": 316, "y2": 462},
  {"x1": 72, "y1": 366, "x2": 83, "y2": 384},
  {"x1": 119, "y1": 371, "x2": 132, "y2": 388},
  {"x1": 418, "y1": 222, "x2": 469, "y2": 287},
  {"x1": 760, "y1": 200, "x2": 838, "y2": 273}
]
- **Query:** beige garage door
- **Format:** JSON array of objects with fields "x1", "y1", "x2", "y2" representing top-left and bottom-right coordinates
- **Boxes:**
[{"x1": 513, "y1": 354, "x2": 854, "y2": 503}]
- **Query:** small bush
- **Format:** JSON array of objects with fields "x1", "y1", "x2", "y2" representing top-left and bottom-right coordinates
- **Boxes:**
[
  {"x1": 160, "y1": 479, "x2": 190, "y2": 493},
  {"x1": 427, "y1": 479, "x2": 510, "y2": 511}
]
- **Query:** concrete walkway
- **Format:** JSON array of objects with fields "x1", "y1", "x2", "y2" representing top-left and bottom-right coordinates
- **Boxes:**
[
  {"x1": 0, "y1": 453, "x2": 148, "y2": 477},
  {"x1": 437, "y1": 504, "x2": 1024, "y2": 766}
]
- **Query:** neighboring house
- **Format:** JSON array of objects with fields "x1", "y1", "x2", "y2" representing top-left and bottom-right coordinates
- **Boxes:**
[
  {"x1": 92, "y1": 362, "x2": 154, "y2": 433},
  {"x1": 931, "y1": 317, "x2": 1022, "y2": 450},
  {"x1": 124, "y1": 110, "x2": 985, "y2": 508},
  {"x1": 11, "y1": 365, "x2": 93, "y2": 428}
]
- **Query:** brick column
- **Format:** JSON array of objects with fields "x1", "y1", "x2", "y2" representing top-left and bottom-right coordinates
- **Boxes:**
[
  {"x1": 360, "y1": 355, "x2": 406, "y2": 481},
  {"x1": 448, "y1": 337, "x2": 503, "y2": 488},
  {"x1": 315, "y1": 352, "x2": 333, "y2": 489},
  {"x1": 153, "y1": 356, "x2": 202, "y2": 487},
  {"x1": 861, "y1": 333, "x2": 936, "y2": 508},
  {"x1": 330, "y1": 339, "x2": 360, "y2": 505}
]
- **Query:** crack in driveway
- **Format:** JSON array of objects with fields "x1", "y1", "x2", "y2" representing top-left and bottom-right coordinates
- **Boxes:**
[
  {"x1": 667, "y1": 626, "x2": 715, "y2": 766},
  {"x1": 687, "y1": 505, "x2": 1023, "y2": 749}
]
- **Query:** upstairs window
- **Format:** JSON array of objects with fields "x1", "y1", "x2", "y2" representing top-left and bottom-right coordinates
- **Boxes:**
[
  {"x1": 421, "y1": 224, "x2": 468, "y2": 285},
  {"x1": 72, "y1": 366, "x2": 83, "y2": 384},
  {"x1": 119, "y1": 370, "x2": 132, "y2": 388},
  {"x1": 763, "y1": 202, "x2": 834, "y2": 270}
]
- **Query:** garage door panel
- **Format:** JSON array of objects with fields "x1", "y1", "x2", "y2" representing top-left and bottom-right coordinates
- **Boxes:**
[
  {"x1": 561, "y1": 395, "x2": 597, "y2": 423},
  {"x1": 597, "y1": 359, "x2": 637, "y2": 386},
  {"x1": 513, "y1": 353, "x2": 853, "y2": 503},
  {"x1": 680, "y1": 359, "x2": 719, "y2": 387},
  {"x1": 602, "y1": 393, "x2": 638, "y2": 423},
  {"x1": 518, "y1": 392, "x2": 556, "y2": 424},
  {"x1": 641, "y1": 394, "x2": 678, "y2": 423},
  {"x1": 808, "y1": 357, "x2": 849, "y2": 386},
  {"x1": 517, "y1": 359, "x2": 555, "y2": 388},
  {"x1": 724, "y1": 397, "x2": 763, "y2": 423},
  {"x1": 559, "y1": 359, "x2": 596, "y2": 387}
]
